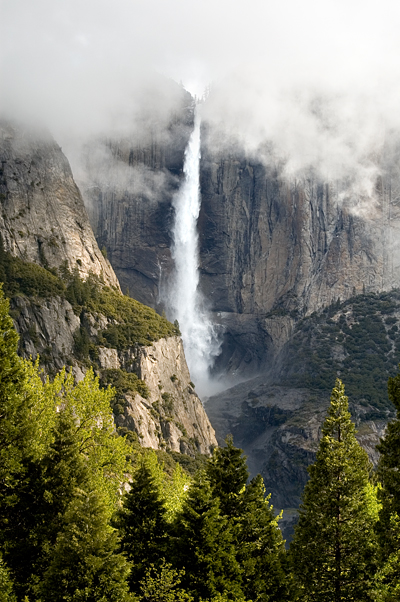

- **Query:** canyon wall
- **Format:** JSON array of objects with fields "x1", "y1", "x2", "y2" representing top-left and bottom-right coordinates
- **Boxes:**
[
  {"x1": 83, "y1": 109, "x2": 400, "y2": 377},
  {"x1": 82, "y1": 87, "x2": 194, "y2": 310},
  {"x1": 0, "y1": 117, "x2": 217, "y2": 457}
]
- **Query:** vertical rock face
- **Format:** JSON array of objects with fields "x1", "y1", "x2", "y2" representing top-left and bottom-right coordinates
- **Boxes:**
[
  {"x1": 80, "y1": 104, "x2": 400, "y2": 378},
  {"x1": 10, "y1": 291, "x2": 217, "y2": 455},
  {"x1": 0, "y1": 117, "x2": 217, "y2": 458},
  {"x1": 116, "y1": 337, "x2": 218, "y2": 455},
  {"x1": 0, "y1": 121, "x2": 119, "y2": 288},
  {"x1": 198, "y1": 131, "x2": 400, "y2": 374},
  {"x1": 82, "y1": 89, "x2": 194, "y2": 309}
]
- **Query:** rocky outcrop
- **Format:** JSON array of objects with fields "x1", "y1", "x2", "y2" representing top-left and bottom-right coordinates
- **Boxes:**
[
  {"x1": 0, "y1": 120, "x2": 119, "y2": 287},
  {"x1": 26, "y1": 295, "x2": 217, "y2": 455},
  {"x1": 0, "y1": 116, "x2": 217, "y2": 457},
  {"x1": 116, "y1": 337, "x2": 217, "y2": 455},
  {"x1": 11, "y1": 291, "x2": 217, "y2": 456}
]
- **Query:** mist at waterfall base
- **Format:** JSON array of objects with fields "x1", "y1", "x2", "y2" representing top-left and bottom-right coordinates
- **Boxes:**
[{"x1": 164, "y1": 109, "x2": 221, "y2": 398}]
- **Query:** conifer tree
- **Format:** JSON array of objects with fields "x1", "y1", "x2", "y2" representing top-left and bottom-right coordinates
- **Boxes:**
[
  {"x1": 172, "y1": 471, "x2": 243, "y2": 601},
  {"x1": 238, "y1": 475, "x2": 294, "y2": 602},
  {"x1": 2, "y1": 410, "x2": 89, "y2": 599},
  {"x1": 207, "y1": 437, "x2": 293, "y2": 601},
  {"x1": 39, "y1": 490, "x2": 131, "y2": 602},
  {"x1": 0, "y1": 286, "x2": 32, "y2": 500},
  {"x1": 118, "y1": 454, "x2": 169, "y2": 592},
  {"x1": 206, "y1": 435, "x2": 249, "y2": 519},
  {"x1": 375, "y1": 367, "x2": 400, "y2": 599},
  {"x1": 290, "y1": 379, "x2": 378, "y2": 602},
  {"x1": 0, "y1": 555, "x2": 16, "y2": 602}
]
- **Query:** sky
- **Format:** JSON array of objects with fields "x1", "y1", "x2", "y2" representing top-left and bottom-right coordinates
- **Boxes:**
[{"x1": 3, "y1": 0, "x2": 400, "y2": 188}]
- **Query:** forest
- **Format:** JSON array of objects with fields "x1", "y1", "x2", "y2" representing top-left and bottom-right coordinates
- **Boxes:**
[{"x1": 1, "y1": 282, "x2": 400, "y2": 602}]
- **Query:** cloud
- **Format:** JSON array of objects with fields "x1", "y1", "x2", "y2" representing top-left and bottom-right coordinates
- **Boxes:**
[{"x1": 2, "y1": 0, "x2": 400, "y2": 202}]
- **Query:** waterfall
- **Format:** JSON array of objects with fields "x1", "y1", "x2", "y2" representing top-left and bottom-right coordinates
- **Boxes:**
[{"x1": 167, "y1": 106, "x2": 220, "y2": 394}]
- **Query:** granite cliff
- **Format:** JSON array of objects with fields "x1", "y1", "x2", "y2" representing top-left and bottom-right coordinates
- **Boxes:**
[
  {"x1": 0, "y1": 120, "x2": 119, "y2": 288},
  {"x1": 0, "y1": 118, "x2": 217, "y2": 457},
  {"x1": 82, "y1": 109, "x2": 400, "y2": 378},
  {"x1": 82, "y1": 86, "x2": 194, "y2": 310}
]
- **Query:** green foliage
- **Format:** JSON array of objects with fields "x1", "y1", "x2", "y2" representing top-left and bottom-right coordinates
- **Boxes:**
[
  {"x1": 0, "y1": 556, "x2": 16, "y2": 602},
  {"x1": 290, "y1": 379, "x2": 379, "y2": 601},
  {"x1": 237, "y1": 475, "x2": 294, "y2": 602},
  {"x1": 283, "y1": 291, "x2": 400, "y2": 411},
  {"x1": 118, "y1": 454, "x2": 169, "y2": 592},
  {"x1": 0, "y1": 238, "x2": 65, "y2": 298},
  {"x1": 138, "y1": 559, "x2": 192, "y2": 602},
  {"x1": 172, "y1": 471, "x2": 243, "y2": 601},
  {"x1": 0, "y1": 240, "x2": 179, "y2": 353},
  {"x1": 206, "y1": 437, "x2": 293, "y2": 602},
  {"x1": 168, "y1": 451, "x2": 208, "y2": 477},
  {"x1": 1, "y1": 410, "x2": 90, "y2": 599},
  {"x1": 39, "y1": 490, "x2": 132, "y2": 602},
  {"x1": 94, "y1": 287, "x2": 180, "y2": 348},
  {"x1": 375, "y1": 366, "x2": 400, "y2": 599},
  {"x1": 0, "y1": 286, "x2": 34, "y2": 497},
  {"x1": 100, "y1": 368, "x2": 149, "y2": 402},
  {"x1": 206, "y1": 435, "x2": 249, "y2": 519}
]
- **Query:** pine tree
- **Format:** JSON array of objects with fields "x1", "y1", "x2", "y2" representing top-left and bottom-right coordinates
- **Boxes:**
[
  {"x1": 118, "y1": 454, "x2": 169, "y2": 592},
  {"x1": 238, "y1": 475, "x2": 294, "y2": 602},
  {"x1": 206, "y1": 435, "x2": 293, "y2": 601},
  {"x1": 375, "y1": 367, "x2": 400, "y2": 599},
  {"x1": 2, "y1": 410, "x2": 89, "y2": 599},
  {"x1": 172, "y1": 471, "x2": 243, "y2": 601},
  {"x1": 39, "y1": 490, "x2": 131, "y2": 602},
  {"x1": 206, "y1": 435, "x2": 249, "y2": 519},
  {"x1": 0, "y1": 286, "x2": 32, "y2": 499},
  {"x1": 0, "y1": 555, "x2": 16, "y2": 602},
  {"x1": 138, "y1": 559, "x2": 192, "y2": 602},
  {"x1": 290, "y1": 379, "x2": 378, "y2": 602}
]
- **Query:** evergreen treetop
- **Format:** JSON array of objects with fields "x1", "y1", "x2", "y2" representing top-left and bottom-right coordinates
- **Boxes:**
[
  {"x1": 290, "y1": 379, "x2": 378, "y2": 602},
  {"x1": 206, "y1": 435, "x2": 249, "y2": 519}
]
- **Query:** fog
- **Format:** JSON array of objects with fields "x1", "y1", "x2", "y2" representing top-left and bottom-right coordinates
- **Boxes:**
[{"x1": 3, "y1": 0, "x2": 400, "y2": 162}]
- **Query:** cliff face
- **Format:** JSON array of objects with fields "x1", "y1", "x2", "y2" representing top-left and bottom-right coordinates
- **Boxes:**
[
  {"x1": 11, "y1": 292, "x2": 216, "y2": 455},
  {"x1": 0, "y1": 118, "x2": 217, "y2": 458},
  {"x1": 82, "y1": 88, "x2": 194, "y2": 309},
  {"x1": 199, "y1": 132, "x2": 400, "y2": 374},
  {"x1": 116, "y1": 337, "x2": 217, "y2": 454},
  {"x1": 82, "y1": 109, "x2": 400, "y2": 378},
  {"x1": 0, "y1": 120, "x2": 119, "y2": 288}
]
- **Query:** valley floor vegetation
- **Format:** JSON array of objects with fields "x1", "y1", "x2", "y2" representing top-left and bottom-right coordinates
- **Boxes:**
[{"x1": 2, "y1": 286, "x2": 400, "y2": 601}]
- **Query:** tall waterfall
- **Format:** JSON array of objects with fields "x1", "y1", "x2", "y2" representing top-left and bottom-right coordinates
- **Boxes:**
[{"x1": 168, "y1": 106, "x2": 220, "y2": 394}]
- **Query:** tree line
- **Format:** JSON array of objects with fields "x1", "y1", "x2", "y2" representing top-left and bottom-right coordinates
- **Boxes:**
[{"x1": 1, "y1": 284, "x2": 400, "y2": 601}]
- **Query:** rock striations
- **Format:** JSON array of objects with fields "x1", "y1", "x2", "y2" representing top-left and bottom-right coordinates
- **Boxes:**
[
  {"x1": 0, "y1": 120, "x2": 119, "y2": 288},
  {"x1": 82, "y1": 87, "x2": 194, "y2": 310}
]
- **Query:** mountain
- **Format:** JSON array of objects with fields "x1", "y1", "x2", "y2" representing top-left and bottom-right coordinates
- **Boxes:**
[
  {"x1": 0, "y1": 118, "x2": 217, "y2": 457},
  {"x1": 75, "y1": 97, "x2": 400, "y2": 518}
]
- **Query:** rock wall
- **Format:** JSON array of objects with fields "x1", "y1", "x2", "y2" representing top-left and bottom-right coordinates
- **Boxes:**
[
  {"x1": 82, "y1": 88, "x2": 194, "y2": 309},
  {"x1": 199, "y1": 132, "x2": 400, "y2": 374},
  {"x1": 0, "y1": 120, "x2": 119, "y2": 287},
  {"x1": 115, "y1": 337, "x2": 217, "y2": 455},
  {"x1": 80, "y1": 108, "x2": 400, "y2": 378},
  {"x1": 11, "y1": 292, "x2": 217, "y2": 455},
  {"x1": 0, "y1": 116, "x2": 217, "y2": 457}
]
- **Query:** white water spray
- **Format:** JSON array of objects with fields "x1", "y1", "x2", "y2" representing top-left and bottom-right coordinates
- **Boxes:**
[{"x1": 168, "y1": 106, "x2": 220, "y2": 394}]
